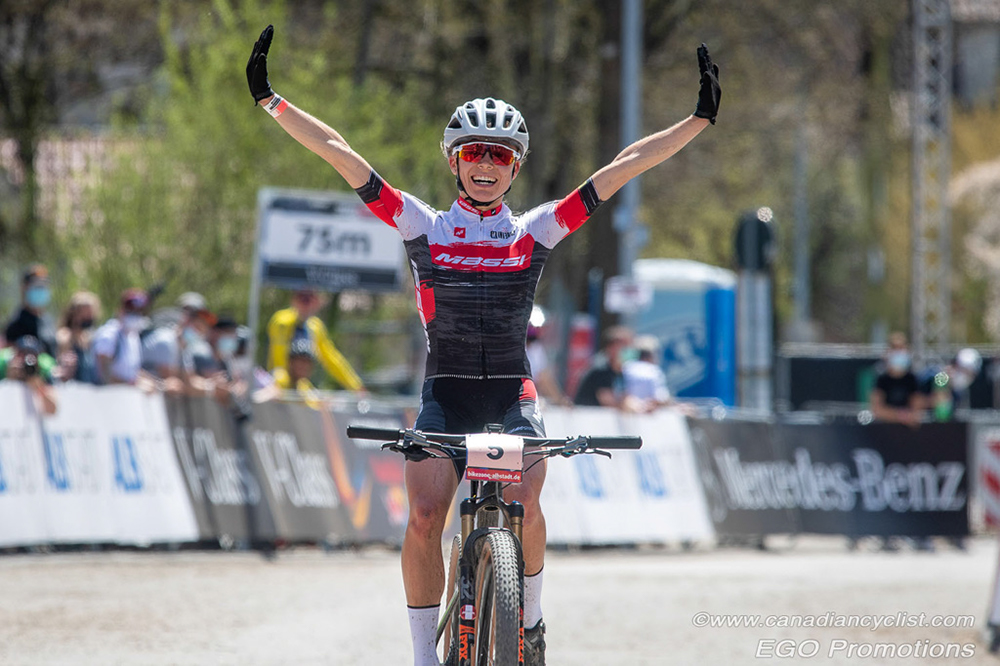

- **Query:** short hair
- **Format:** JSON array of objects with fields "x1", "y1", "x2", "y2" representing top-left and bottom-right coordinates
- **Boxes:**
[
  {"x1": 601, "y1": 325, "x2": 633, "y2": 350},
  {"x1": 61, "y1": 291, "x2": 103, "y2": 328},
  {"x1": 887, "y1": 331, "x2": 908, "y2": 350},
  {"x1": 22, "y1": 264, "x2": 48, "y2": 285}
]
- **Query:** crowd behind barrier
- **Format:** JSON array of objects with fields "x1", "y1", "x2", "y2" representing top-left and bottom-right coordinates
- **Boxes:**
[
  {"x1": 1, "y1": 265, "x2": 370, "y2": 423},
  {"x1": 0, "y1": 382, "x2": 982, "y2": 550}
]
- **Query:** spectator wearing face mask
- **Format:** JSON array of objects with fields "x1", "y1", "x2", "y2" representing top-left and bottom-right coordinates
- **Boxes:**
[
  {"x1": 186, "y1": 316, "x2": 241, "y2": 403},
  {"x1": 55, "y1": 291, "x2": 102, "y2": 384},
  {"x1": 142, "y1": 292, "x2": 217, "y2": 393},
  {"x1": 4, "y1": 264, "x2": 58, "y2": 356},
  {"x1": 870, "y1": 331, "x2": 922, "y2": 427},
  {"x1": 92, "y1": 289, "x2": 152, "y2": 386}
]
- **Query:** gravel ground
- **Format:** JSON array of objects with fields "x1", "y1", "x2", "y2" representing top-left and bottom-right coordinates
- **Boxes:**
[{"x1": 0, "y1": 536, "x2": 996, "y2": 665}]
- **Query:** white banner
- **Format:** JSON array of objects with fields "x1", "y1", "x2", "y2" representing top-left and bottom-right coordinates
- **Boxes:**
[
  {"x1": 540, "y1": 407, "x2": 714, "y2": 544},
  {"x1": 0, "y1": 382, "x2": 198, "y2": 547},
  {"x1": 0, "y1": 383, "x2": 48, "y2": 545}
]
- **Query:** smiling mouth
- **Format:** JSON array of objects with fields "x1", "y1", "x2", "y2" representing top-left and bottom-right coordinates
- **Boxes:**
[{"x1": 471, "y1": 176, "x2": 497, "y2": 186}]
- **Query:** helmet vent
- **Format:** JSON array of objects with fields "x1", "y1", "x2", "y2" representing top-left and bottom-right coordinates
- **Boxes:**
[{"x1": 443, "y1": 97, "x2": 529, "y2": 155}]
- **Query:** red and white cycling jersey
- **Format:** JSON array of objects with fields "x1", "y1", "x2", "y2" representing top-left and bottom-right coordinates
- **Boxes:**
[{"x1": 355, "y1": 171, "x2": 602, "y2": 380}]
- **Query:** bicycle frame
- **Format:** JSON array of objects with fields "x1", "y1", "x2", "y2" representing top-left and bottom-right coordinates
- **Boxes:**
[
  {"x1": 344, "y1": 422, "x2": 641, "y2": 666},
  {"x1": 450, "y1": 478, "x2": 526, "y2": 665}
]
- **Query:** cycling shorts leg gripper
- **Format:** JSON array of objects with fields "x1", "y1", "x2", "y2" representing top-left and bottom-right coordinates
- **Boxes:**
[
  {"x1": 502, "y1": 378, "x2": 545, "y2": 438},
  {"x1": 412, "y1": 378, "x2": 466, "y2": 479}
]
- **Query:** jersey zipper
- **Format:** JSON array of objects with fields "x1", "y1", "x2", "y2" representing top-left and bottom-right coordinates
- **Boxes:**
[{"x1": 478, "y1": 209, "x2": 488, "y2": 377}]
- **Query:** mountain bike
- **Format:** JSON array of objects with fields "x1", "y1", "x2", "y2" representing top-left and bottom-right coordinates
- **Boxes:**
[{"x1": 346, "y1": 423, "x2": 642, "y2": 666}]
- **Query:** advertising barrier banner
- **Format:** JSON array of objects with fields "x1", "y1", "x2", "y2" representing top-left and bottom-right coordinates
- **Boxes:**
[
  {"x1": 691, "y1": 417, "x2": 969, "y2": 537},
  {"x1": 165, "y1": 396, "x2": 414, "y2": 544},
  {"x1": 0, "y1": 382, "x2": 199, "y2": 547},
  {"x1": 0, "y1": 382, "x2": 977, "y2": 548},
  {"x1": 166, "y1": 395, "x2": 276, "y2": 542},
  {"x1": 541, "y1": 407, "x2": 714, "y2": 544}
]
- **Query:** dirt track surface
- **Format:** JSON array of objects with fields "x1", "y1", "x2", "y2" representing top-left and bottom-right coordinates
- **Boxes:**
[{"x1": 0, "y1": 536, "x2": 996, "y2": 665}]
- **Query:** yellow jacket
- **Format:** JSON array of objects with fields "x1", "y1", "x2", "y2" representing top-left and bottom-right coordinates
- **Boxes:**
[{"x1": 266, "y1": 307, "x2": 364, "y2": 391}]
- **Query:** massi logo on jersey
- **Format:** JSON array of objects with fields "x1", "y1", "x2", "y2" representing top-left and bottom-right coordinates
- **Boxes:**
[
  {"x1": 434, "y1": 252, "x2": 529, "y2": 268},
  {"x1": 489, "y1": 229, "x2": 515, "y2": 239},
  {"x1": 454, "y1": 227, "x2": 466, "y2": 238}
]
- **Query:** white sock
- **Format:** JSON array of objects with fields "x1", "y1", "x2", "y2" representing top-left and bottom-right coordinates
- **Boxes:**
[
  {"x1": 524, "y1": 568, "x2": 544, "y2": 629},
  {"x1": 408, "y1": 605, "x2": 441, "y2": 666}
]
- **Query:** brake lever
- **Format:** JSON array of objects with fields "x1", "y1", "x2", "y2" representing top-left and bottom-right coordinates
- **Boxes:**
[
  {"x1": 588, "y1": 449, "x2": 613, "y2": 459},
  {"x1": 558, "y1": 440, "x2": 590, "y2": 458}
]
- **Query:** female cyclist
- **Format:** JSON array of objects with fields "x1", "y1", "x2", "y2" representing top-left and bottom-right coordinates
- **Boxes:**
[{"x1": 247, "y1": 25, "x2": 720, "y2": 665}]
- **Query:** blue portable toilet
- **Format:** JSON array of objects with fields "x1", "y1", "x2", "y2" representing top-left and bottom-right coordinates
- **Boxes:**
[{"x1": 632, "y1": 259, "x2": 736, "y2": 405}]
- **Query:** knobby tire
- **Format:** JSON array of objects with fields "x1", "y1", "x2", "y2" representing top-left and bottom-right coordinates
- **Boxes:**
[{"x1": 474, "y1": 530, "x2": 521, "y2": 665}]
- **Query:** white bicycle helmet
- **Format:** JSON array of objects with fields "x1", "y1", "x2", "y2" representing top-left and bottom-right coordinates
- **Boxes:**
[{"x1": 443, "y1": 98, "x2": 529, "y2": 155}]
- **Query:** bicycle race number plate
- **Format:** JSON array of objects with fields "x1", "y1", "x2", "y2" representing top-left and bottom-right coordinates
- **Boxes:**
[{"x1": 465, "y1": 433, "x2": 524, "y2": 484}]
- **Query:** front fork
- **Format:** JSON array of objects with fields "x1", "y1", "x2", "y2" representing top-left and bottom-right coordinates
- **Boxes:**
[{"x1": 456, "y1": 498, "x2": 526, "y2": 666}]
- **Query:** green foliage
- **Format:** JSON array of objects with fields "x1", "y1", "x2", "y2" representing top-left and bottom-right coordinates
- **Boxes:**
[
  {"x1": 11, "y1": 0, "x2": 999, "y2": 355},
  {"x1": 66, "y1": 0, "x2": 444, "y2": 364}
]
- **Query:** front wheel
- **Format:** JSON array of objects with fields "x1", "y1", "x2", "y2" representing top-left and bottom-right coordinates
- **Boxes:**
[{"x1": 474, "y1": 530, "x2": 522, "y2": 665}]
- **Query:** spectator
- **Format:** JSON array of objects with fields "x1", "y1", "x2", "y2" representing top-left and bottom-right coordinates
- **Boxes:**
[
  {"x1": 286, "y1": 338, "x2": 319, "y2": 392},
  {"x1": 92, "y1": 289, "x2": 152, "y2": 387},
  {"x1": 864, "y1": 332, "x2": 924, "y2": 552},
  {"x1": 142, "y1": 292, "x2": 214, "y2": 380},
  {"x1": 227, "y1": 325, "x2": 276, "y2": 406},
  {"x1": 922, "y1": 348, "x2": 982, "y2": 422},
  {"x1": 525, "y1": 309, "x2": 572, "y2": 407},
  {"x1": 266, "y1": 289, "x2": 364, "y2": 392},
  {"x1": 4, "y1": 264, "x2": 57, "y2": 356},
  {"x1": 622, "y1": 335, "x2": 674, "y2": 413},
  {"x1": 55, "y1": 291, "x2": 102, "y2": 384},
  {"x1": 253, "y1": 338, "x2": 319, "y2": 404},
  {"x1": 573, "y1": 325, "x2": 633, "y2": 408},
  {"x1": 0, "y1": 335, "x2": 58, "y2": 414},
  {"x1": 186, "y1": 316, "x2": 241, "y2": 402},
  {"x1": 869, "y1": 332, "x2": 921, "y2": 427}
]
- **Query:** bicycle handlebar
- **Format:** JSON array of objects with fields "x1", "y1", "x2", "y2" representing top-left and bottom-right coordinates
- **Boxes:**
[
  {"x1": 346, "y1": 425, "x2": 642, "y2": 450},
  {"x1": 346, "y1": 426, "x2": 405, "y2": 442},
  {"x1": 585, "y1": 436, "x2": 643, "y2": 450}
]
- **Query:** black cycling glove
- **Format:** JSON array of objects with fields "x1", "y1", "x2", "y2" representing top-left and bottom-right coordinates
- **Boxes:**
[
  {"x1": 399, "y1": 443, "x2": 432, "y2": 463},
  {"x1": 693, "y1": 43, "x2": 721, "y2": 124},
  {"x1": 246, "y1": 24, "x2": 275, "y2": 104}
]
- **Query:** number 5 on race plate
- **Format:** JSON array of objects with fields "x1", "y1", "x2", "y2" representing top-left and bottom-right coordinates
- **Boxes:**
[{"x1": 465, "y1": 433, "x2": 524, "y2": 483}]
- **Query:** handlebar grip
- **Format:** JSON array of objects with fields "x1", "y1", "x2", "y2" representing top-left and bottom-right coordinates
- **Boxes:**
[
  {"x1": 588, "y1": 436, "x2": 643, "y2": 450},
  {"x1": 346, "y1": 426, "x2": 404, "y2": 441}
]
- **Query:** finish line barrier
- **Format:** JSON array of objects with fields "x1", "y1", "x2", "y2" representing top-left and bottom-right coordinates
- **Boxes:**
[{"x1": 0, "y1": 382, "x2": 975, "y2": 547}]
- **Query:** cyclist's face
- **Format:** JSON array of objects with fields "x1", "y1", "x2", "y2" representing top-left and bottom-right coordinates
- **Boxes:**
[{"x1": 449, "y1": 144, "x2": 520, "y2": 205}]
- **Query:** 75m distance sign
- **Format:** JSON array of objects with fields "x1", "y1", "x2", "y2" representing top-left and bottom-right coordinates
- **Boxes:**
[{"x1": 258, "y1": 192, "x2": 403, "y2": 293}]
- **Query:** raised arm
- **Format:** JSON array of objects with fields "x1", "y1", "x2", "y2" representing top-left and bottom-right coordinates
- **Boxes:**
[
  {"x1": 589, "y1": 44, "x2": 721, "y2": 202},
  {"x1": 247, "y1": 25, "x2": 372, "y2": 189}
]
